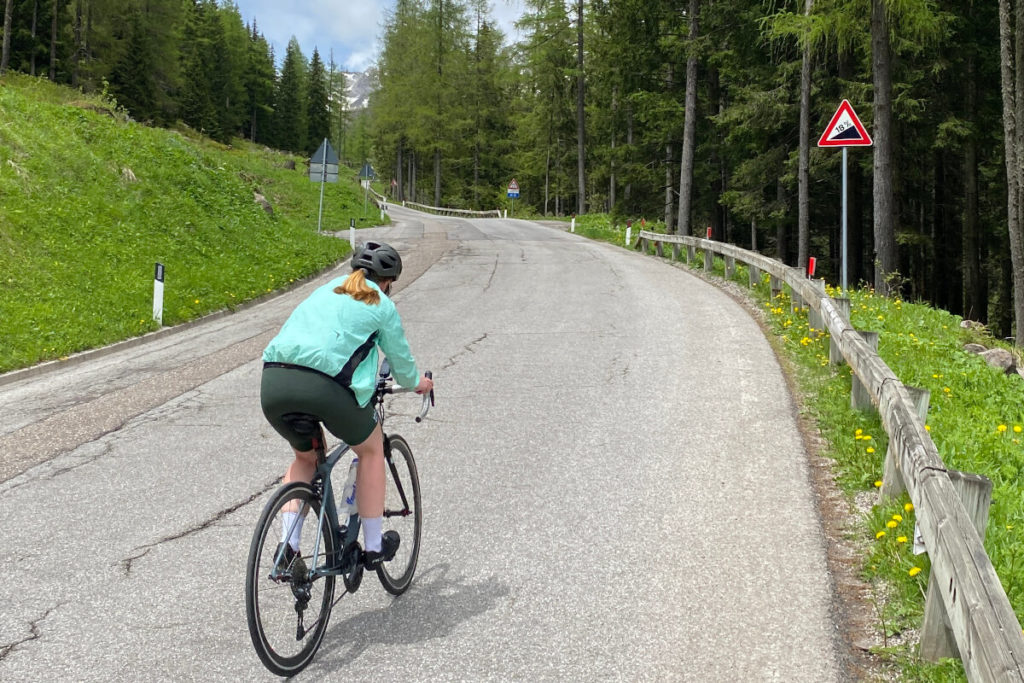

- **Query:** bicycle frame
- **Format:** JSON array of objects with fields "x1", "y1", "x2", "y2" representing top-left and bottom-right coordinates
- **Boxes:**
[{"x1": 271, "y1": 364, "x2": 431, "y2": 581}]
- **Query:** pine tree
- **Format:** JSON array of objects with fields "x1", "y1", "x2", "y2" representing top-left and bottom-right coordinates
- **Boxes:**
[
  {"x1": 272, "y1": 37, "x2": 308, "y2": 153},
  {"x1": 306, "y1": 47, "x2": 330, "y2": 153}
]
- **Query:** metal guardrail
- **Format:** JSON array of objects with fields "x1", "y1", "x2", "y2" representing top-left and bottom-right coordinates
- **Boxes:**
[
  {"x1": 401, "y1": 200, "x2": 501, "y2": 218},
  {"x1": 637, "y1": 229, "x2": 1024, "y2": 681}
]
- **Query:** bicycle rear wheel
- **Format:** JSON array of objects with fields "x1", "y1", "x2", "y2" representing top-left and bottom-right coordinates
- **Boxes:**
[
  {"x1": 378, "y1": 434, "x2": 422, "y2": 595},
  {"x1": 246, "y1": 482, "x2": 336, "y2": 676}
]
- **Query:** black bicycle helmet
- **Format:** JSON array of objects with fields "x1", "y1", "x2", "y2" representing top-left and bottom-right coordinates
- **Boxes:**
[{"x1": 351, "y1": 241, "x2": 403, "y2": 280}]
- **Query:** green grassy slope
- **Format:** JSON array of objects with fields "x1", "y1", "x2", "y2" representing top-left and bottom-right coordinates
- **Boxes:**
[{"x1": 0, "y1": 74, "x2": 378, "y2": 373}]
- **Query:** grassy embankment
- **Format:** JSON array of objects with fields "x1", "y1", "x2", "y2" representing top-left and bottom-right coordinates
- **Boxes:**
[
  {"x1": 0, "y1": 73, "x2": 383, "y2": 374},
  {"x1": 573, "y1": 214, "x2": 1024, "y2": 680}
]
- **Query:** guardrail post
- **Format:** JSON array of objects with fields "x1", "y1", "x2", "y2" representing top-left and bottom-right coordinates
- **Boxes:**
[
  {"x1": 687, "y1": 245, "x2": 696, "y2": 263},
  {"x1": 850, "y1": 330, "x2": 880, "y2": 411},
  {"x1": 879, "y1": 386, "x2": 930, "y2": 502},
  {"x1": 791, "y1": 268, "x2": 806, "y2": 312},
  {"x1": 725, "y1": 255, "x2": 736, "y2": 279},
  {"x1": 807, "y1": 280, "x2": 827, "y2": 335},
  {"x1": 769, "y1": 275, "x2": 783, "y2": 299},
  {"x1": 919, "y1": 470, "x2": 994, "y2": 663},
  {"x1": 704, "y1": 247, "x2": 714, "y2": 273},
  {"x1": 829, "y1": 298, "x2": 852, "y2": 365},
  {"x1": 748, "y1": 265, "x2": 761, "y2": 288},
  {"x1": 638, "y1": 236, "x2": 646, "y2": 252},
  {"x1": 655, "y1": 240, "x2": 664, "y2": 257}
]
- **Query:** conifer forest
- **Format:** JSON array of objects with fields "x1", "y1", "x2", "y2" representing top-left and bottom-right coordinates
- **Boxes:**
[{"x1": 3, "y1": 0, "x2": 1024, "y2": 339}]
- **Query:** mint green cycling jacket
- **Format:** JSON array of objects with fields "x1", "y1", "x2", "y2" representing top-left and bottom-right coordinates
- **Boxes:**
[{"x1": 262, "y1": 275, "x2": 420, "y2": 407}]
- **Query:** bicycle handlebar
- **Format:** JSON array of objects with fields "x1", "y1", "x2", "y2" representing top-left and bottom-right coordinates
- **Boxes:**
[{"x1": 383, "y1": 370, "x2": 434, "y2": 422}]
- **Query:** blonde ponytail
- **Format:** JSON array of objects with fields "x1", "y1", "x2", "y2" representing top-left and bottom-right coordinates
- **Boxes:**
[{"x1": 335, "y1": 269, "x2": 381, "y2": 305}]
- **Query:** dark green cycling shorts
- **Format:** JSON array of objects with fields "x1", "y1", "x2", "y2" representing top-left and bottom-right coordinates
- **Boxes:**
[{"x1": 260, "y1": 365, "x2": 377, "y2": 451}]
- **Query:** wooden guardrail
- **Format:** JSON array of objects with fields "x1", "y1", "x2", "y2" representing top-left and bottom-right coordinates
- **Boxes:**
[{"x1": 637, "y1": 229, "x2": 1024, "y2": 681}]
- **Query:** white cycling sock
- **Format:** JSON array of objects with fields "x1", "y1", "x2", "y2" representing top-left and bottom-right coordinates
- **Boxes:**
[
  {"x1": 362, "y1": 516, "x2": 383, "y2": 553},
  {"x1": 281, "y1": 512, "x2": 302, "y2": 551}
]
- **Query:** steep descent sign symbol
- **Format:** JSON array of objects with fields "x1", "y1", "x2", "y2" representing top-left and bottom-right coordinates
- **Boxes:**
[{"x1": 817, "y1": 99, "x2": 872, "y2": 147}]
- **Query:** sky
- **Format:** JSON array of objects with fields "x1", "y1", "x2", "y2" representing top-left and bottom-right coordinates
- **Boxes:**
[{"x1": 231, "y1": 0, "x2": 525, "y2": 73}]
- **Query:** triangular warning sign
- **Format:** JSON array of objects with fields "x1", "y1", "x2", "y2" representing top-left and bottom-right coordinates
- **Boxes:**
[{"x1": 817, "y1": 100, "x2": 872, "y2": 147}]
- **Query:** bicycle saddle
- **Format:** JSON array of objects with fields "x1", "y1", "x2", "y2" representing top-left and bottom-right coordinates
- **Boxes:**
[{"x1": 281, "y1": 413, "x2": 322, "y2": 437}]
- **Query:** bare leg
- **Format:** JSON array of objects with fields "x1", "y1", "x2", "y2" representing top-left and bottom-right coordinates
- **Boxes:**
[
  {"x1": 282, "y1": 448, "x2": 316, "y2": 514},
  {"x1": 283, "y1": 447, "x2": 317, "y2": 485},
  {"x1": 351, "y1": 424, "x2": 385, "y2": 518}
]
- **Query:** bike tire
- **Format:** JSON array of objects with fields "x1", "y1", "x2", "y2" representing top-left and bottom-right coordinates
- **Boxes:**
[
  {"x1": 377, "y1": 434, "x2": 422, "y2": 595},
  {"x1": 245, "y1": 481, "x2": 336, "y2": 676}
]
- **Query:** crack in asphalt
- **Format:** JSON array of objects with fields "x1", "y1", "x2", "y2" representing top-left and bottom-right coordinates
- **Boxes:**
[
  {"x1": 0, "y1": 604, "x2": 59, "y2": 661},
  {"x1": 441, "y1": 334, "x2": 489, "y2": 372},
  {"x1": 117, "y1": 477, "x2": 280, "y2": 577},
  {"x1": 482, "y1": 254, "x2": 499, "y2": 292}
]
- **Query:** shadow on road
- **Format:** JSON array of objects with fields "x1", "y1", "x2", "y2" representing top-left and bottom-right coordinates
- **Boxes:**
[{"x1": 312, "y1": 562, "x2": 510, "y2": 670}]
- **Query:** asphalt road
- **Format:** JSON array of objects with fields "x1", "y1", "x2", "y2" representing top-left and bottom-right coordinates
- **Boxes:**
[{"x1": 0, "y1": 206, "x2": 848, "y2": 681}]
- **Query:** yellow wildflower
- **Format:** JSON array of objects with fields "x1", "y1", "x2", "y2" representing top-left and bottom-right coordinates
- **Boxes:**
[
  {"x1": 1015, "y1": 426, "x2": 1022, "y2": 434},
  {"x1": 866, "y1": 447, "x2": 875, "y2": 454},
  {"x1": 909, "y1": 567, "x2": 922, "y2": 577},
  {"x1": 904, "y1": 503, "x2": 914, "y2": 512},
  {"x1": 897, "y1": 536, "x2": 907, "y2": 543},
  {"x1": 876, "y1": 531, "x2": 886, "y2": 539},
  {"x1": 892, "y1": 514, "x2": 903, "y2": 522},
  {"x1": 886, "y1": 521, "x2": 898, "y2": 529},
  {"x1": 874, "y1": 480, "x2": 883, "y2": 488},
  {"x1": 998, "y1": 424, "x2": 1008, "y2": 433}
]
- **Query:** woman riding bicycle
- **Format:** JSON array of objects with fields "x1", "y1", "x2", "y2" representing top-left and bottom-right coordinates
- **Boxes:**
[{"x1": 260, "y1": 241, "x2": 433, "y2": 568}]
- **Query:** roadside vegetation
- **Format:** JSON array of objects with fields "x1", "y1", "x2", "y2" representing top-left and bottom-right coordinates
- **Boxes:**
[
  {"x1": 0, "y1": 74, "x2": 379, "y2": 374},
  {"x1": 576, "y1": 218, "x2": 1022, "y2": 680}
]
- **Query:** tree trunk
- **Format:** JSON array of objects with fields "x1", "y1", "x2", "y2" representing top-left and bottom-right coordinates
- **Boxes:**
[
  {"x1": 396, "y1": 142, "x2": 404, "y2": 202},
  {"x1": 433, "y1": 148, "x2": 441, "y2": 207},
  {"x1": 625, "y1": 102, "x2": 633, "y2": 203},
  {"x1": 30, "y1": 0, "x2": 38, "y2": 76},
  {"x1": 871, "y1": 0, "x2": 897, "y2": 294},
  {"x1": 676, "y1": 0, "x2": 700, "y2": 235},
  {"x1": 1, "y1": 0, "x2": 13, "y2": 75},
  {"x1": 776, "y1": 178, "x2": 787, "y2": 261},
  {"x1": 963, "y1": 7, "x2": 984, "y2": 321},
  {"x1": 575, "y1": 0, "x2": 586, "y2": 215},
  {"x1": 999, "y1": 0, "x2": 1024, "y2": 343},
  {"x1": 50, "y1": 0, "x2": 58, "y2": 80},
  {"x1": 797, "y1": 0, "x2": 813, "y2": 271},
  {"x1": 609, "y1": 87, "x2": 617, "y2": 212},
  {"x1": 665, "y1": 144, "x2": 675, "y2": 233}
]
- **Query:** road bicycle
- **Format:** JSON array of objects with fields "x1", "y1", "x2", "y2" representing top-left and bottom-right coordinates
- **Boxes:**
[{"x1": 245, "y1": 360, "x2": 433, "y2": 676}]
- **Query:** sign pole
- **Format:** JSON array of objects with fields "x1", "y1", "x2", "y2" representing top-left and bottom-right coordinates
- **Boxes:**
[
  {"x1": 316, "y1": 138, "x2": 327, "y2": 233},
  {"x1": 817, "y1": 99, "x2": 871, "y2": 298},
  {"x1": 841, "y1": 146, "x2": 848, "y2": 296}
]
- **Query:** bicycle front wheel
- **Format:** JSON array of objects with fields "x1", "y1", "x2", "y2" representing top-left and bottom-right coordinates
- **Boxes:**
[
  {"x1": 378, "y1": 434, "x2": 422, "y2": 595},
  {"x1": 245, "y1": 481, "x2": 336, "y2": 677}
]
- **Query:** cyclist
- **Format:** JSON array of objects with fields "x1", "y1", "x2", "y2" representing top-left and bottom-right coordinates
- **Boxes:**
[{"x1": 260, "y1": 241, "x2": 433, "y2": 569}]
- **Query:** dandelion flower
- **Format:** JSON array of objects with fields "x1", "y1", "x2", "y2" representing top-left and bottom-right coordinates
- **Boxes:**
[
  {"x1": 909, "y1": 567, "x2": 922, "y2": 577},
  {"x1": 892, "y1": 514, "x2": 903, "y2": 522},
  {"x1": 886, "y1": 521, "x2": 898, "y2": 529},
  {"x1": 193, "y1": 299, "x2": 200, "y2": 304},
  {"x1": 897, "y1": 536, "x2": 907, "y2": 543},
  {"x1": 874, "y1": 480, "x2": 883, "y2": 488},
  {"x1": 855, "y1": 429, "x2": 863, "y2": 436},
  {"x1": 943, "y1": 387, "x2": 951, "y2": 394},
  {"x1": 998, "y1": 424, "x2": 1008, "y2": 433},
  {"x1": 863, "y1": 435, "x2": 872, "y2": 441},
  {"x1": 1015, "y1": 426, "x2": 1022, "y2": 434},
  {"x1": 866, "y1": 447, "x2": 875, "y2": 454},
  {"x1": 904, "y1": 503, "x2": 914, "y2": 512},
  {"x1": 925, "y1": 425, "x2": 931, "y2": 431},
  {"x1": 876, "y1": 531, "x2": 886, "y2": 539}
]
